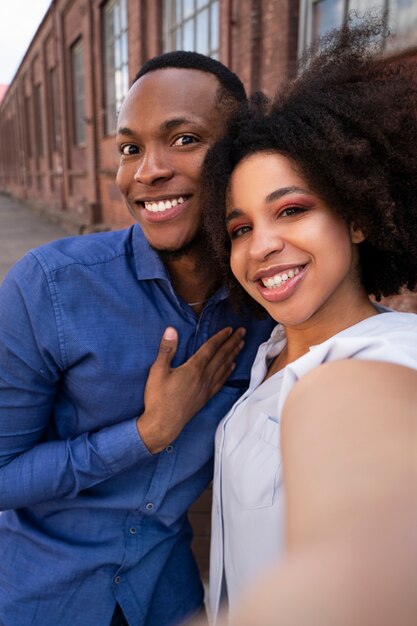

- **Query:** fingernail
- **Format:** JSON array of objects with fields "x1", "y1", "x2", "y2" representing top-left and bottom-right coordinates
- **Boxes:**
[
  {"x1": 163, "y1": 327, "x2": 176, "y2": 341},
  {"x1": 240, "y1": 328, "x2": 247, "y2": 337}
]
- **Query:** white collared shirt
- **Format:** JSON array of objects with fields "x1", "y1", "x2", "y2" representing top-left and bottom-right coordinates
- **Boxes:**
[{"x1": 210, "y1": 309, "x2": 417, "y2": 622}]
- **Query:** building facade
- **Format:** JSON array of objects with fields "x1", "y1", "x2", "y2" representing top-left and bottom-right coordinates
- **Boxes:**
[
  {"x1": 0, "y1": 0, "x2": 416, "y2": 577},
  {"x1": 0, "y1": 0, "x2": 416, "y2": 232}
]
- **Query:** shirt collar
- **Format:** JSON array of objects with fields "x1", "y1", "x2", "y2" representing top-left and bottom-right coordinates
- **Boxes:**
[
  {"x1": 131, "y1": 225, "x2": 171, "y2": 281},
  {"x1": 130, "y1": 225, "x2": 228, "y2": 303}
]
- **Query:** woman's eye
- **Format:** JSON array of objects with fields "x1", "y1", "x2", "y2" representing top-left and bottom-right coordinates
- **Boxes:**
[
  {"x1": 280, "y1": 206, "x2": 305, "y2": 217},
  {"x1": 120, "y1": 144, "x2": 139, "y2": 156},
  {"x1": 173, "y1": 135, "x2": 197, "y2": 147},
  {"x1": 230, "y1": 225, "x2": 251, "y2": 240}
]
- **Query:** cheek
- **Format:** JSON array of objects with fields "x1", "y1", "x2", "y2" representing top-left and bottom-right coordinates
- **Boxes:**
[
  {"x1": 230, "y1": 247, "x2": 249, "y2": 285},
  {"x1": 116, "y1": 166, "x2": 128, "y2": 194}
]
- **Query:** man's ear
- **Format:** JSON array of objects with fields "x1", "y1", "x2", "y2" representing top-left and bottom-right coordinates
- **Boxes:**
[{"x1": 350, "y1": 223, "x2": 366, "y2": 244}]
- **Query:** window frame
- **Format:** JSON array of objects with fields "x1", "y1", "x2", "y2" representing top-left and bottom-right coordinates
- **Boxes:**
[
  {"x1": 102, "y1": 0, "x2": 129, "y2": 136},
  {"x1": 298, "y1": 0, "x2": 417, "y2": 57},
  {"x1": 70, "y1": 37, "x2": 86, "y2": 147},
  {"x1": 163, "y1": 0, "x2": 220, "y2": 59}
]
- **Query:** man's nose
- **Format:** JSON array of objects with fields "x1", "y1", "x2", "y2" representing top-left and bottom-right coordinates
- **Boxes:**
[{"x1": 133, "y1": 149, "x2": 174, "y2": 186}]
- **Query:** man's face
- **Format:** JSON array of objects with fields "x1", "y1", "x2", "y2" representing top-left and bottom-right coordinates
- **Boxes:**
[{"x1": 116, "y1": 68, "x2": 227, "y2": 253}]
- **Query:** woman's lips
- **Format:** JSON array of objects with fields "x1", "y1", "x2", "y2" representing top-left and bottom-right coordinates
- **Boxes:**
[{"x1": 255, "y1": 264, "x2": 309, "y2": 303}]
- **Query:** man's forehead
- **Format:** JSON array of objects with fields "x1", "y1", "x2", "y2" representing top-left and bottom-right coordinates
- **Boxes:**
[
  {"x1": 131, "y1": 67, "x2": 220, "y2": 99},
  {"x1": 118, "y1": 68, "x2": 221, "y2": 127}
]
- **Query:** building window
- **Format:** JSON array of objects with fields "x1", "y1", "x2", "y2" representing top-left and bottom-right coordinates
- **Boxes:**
[
  {"x1": 103, "y1": 0, "x2": 129, "y2": 135},
  {"x1": 163, "y1": 0, "x2": 219, "y2": 58},
  {"x1": 34, "y1": 84, "x2": 44, "y2": 157},
  {"x1": 71, "y1": 38, "x2": 86, "y2": 146},
  {"x1": 388, "y1": 0, "x2": 417, "y2": 47},
  {"x1": 49, "y1": 67, "x2": 61, "y2": 151},
  {"x1": 299, "y1": 0, "x2": 417, "y2": 56},
  {"x1": 24, "y1": 95, "x2": 32, "y2": 159}
]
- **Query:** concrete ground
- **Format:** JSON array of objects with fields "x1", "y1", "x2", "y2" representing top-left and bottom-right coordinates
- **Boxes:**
[{"x1": 0, "y1": 193, "x2": 69, "y2": 285}]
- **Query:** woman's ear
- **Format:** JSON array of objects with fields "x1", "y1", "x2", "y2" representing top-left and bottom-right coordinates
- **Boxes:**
[{"x1": 350, "y1": 223, "x2": 366, "y2": 244}]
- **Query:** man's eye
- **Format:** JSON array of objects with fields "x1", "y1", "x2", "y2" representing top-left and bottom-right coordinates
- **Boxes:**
[
  {"x1": 120, "y1": 144, "x2": 139, "y2": 156},
  {"x1": 172, "y1": 135, "x2": 197, "y2": 147}
]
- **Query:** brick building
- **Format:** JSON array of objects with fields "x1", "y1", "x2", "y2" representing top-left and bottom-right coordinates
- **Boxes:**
[
  {"x1": 0, "y1": 0, "x2": 416, "y2": 576},
  {"x1": 0, "y1": 0, "x2": 416, "y2": 233}
]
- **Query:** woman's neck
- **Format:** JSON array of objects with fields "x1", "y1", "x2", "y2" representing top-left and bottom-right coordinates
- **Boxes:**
[{"x1": 276, "y1": 290, "x2": 378, "y2": 373}]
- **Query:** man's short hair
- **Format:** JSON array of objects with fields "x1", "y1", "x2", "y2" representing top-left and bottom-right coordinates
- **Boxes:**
[{"x1": 134, "y1": 50, "x2": 246, "y2": 105}]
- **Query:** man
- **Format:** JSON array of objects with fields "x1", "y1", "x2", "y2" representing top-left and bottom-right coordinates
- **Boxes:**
[{"x1": 0, "y1": 52, "x2": 274, "y2": 626}]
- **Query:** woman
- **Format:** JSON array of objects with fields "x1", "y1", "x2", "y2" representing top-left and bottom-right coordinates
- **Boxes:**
[{"x1": 199, "y1": 16, "x2": 417, "y2": 623}]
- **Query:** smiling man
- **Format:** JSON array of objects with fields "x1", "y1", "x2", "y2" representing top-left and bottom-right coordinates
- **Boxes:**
[{"x1": 0, "y1": 52, "x2": 274, "y2": 626}]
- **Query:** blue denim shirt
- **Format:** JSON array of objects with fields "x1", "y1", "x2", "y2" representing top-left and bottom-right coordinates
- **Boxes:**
[{"x1": 0, "y1": 225, "x2": 274, "y2": 626}]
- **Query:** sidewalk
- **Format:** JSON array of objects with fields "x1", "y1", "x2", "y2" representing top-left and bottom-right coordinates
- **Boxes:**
[{"x1": 0, "y1": 193, "x2": 69, "y2": 284}]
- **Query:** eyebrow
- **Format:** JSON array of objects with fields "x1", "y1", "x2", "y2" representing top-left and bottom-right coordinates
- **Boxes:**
[
  {"x1": 116, "y1": 117, "x2": 198, "y2": 137},
  {"x1": 226, "y1": 186, "x2": 312, "y2": 224},
  {"x1": 160, "y1": 117, "x2": 198, "y2": 132}
]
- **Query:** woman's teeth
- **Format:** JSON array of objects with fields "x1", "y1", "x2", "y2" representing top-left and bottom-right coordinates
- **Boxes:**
[
  {"x1": 261, "y1": 267, "x2": 301, "y2": 288},
  {"x1": 144, "y1": 197, "x2": 185, "y2": 212}
]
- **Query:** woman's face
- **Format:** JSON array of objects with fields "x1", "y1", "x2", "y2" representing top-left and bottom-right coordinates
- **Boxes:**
[{"x1": 226, "y1": 152, "x2": 364, "y2": 328}]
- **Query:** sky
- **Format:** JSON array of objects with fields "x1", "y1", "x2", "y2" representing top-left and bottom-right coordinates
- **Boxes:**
[{"x1": 0, "y1": 0, "x2": 52, "y2": 85}]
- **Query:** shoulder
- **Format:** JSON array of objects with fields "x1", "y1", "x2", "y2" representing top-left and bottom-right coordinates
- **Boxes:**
[
  {"x1": 28, "y1": 227, "x2": 135, "y2": 274},
  {"x1": 312, "y1": 311, "x2": 417, "y2": 369}
]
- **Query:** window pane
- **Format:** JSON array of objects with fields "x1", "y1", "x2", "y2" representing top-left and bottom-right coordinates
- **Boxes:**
[
  {"x1": 183, "y1": 18, "x2": 194, "y2": 48},
  {"x1": 176, "y1": 0, "x2": 182, "y2": 22},
  {"x1": 71, "y1": 40, "x2": 85, "y2": 145},
  {"x1": 388, "y1": 0, "x2": 417, "y2": 33},
  {"x1": 164, "y1": 0, "x2": 219, "y2": 58},
  {"x1": 103, "y1": 0, "x2": 129, "y2": 135},
  {"x1": 312, "y1": 0, "x2": 344, "y2": 40},
  {"x1": 348, "y1": 0, "x2": 384, "y2": 15},
  {"x1": 183, "y1": 0, "x2": 195, "y2": 19},
  {"x1": 176, "y1": 27, "x2": 183, "y2": 48},
  {"x1": 121, "y1": 0, "x2": 127, "y2": 29},
  {"x1": 196, "y1": 8, "x2": 209, "y2": 53},
  {"x1": 34, "y1": 84, "x2": 44, "y2": 155},
  {"x1": 210, "y1": 1, "x2": 219, "y2": 53}
]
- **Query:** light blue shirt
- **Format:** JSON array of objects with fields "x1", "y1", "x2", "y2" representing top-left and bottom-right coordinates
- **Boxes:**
[
  {"x1": 210, "y1": 309, "x2": 417, "y2": 622},
  {"x1": 0, "y1": 225, "x2": 274, "y2": 626}
]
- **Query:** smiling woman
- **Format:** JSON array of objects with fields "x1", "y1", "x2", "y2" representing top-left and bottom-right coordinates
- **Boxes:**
[{"x1": 198, "y1": 14, "x2": 417, "y2": 624}]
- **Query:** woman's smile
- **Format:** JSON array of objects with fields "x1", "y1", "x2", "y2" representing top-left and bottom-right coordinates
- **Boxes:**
[{"x1": 227, "y1": 152, "x2": 366, "y2": 330}]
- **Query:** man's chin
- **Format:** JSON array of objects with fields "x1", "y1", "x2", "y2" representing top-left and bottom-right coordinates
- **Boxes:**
[{"x1": 150, "y1": 235, "x2": 202, "y2": 262}]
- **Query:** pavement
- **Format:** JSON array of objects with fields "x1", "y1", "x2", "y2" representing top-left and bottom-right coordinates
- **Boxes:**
[{"x1": 0, "y1": 193, "x2": 69, "y2": 285}]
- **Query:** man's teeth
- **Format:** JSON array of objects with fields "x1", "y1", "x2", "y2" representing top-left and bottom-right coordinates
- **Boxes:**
[
  {"x1": 261, "y1": 267, "x2": 301, "y2": 288},
  {"x1": 144, "y1": 197, "x2": 185, "y2": 212}
]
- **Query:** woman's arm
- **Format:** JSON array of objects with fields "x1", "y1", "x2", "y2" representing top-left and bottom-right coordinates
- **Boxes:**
[
  {"x1": 281, "y1": 359, "x2": 417, "y2": 549},
  {"x1": 206, "y1": 361, "x2": 417, "y2": 626}
]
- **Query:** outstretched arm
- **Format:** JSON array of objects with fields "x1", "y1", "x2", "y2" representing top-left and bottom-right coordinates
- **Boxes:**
[{"x1": 206, "y1": 360, "x2": 417, "y2": 626}]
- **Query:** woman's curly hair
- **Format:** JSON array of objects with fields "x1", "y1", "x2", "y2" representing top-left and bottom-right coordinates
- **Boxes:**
[{"x1": 201, "y1": 15, "x2": 417, "y2": 315}]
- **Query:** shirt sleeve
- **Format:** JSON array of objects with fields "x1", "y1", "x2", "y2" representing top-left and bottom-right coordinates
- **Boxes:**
[{"x1": 0, "y1": 254, "x2": 152, "y2": 511}]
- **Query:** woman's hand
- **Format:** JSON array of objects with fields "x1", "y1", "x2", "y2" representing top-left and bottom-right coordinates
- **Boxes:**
[{"x1": 137, "y1": 326, "x2": 245, "y2": 453}]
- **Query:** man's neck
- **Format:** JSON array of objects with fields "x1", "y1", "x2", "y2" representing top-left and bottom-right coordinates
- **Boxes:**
[{"x1": 166, "y1": 252, "x2": 219, "y2": 309}]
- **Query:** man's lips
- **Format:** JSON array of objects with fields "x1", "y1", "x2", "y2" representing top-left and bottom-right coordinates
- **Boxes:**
[{"x1": 133, "y1": 195, "x2": 192, "y2": 222}]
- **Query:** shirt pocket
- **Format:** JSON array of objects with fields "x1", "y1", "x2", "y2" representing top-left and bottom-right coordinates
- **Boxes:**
[{"x1": 227, "y1": 412, "x2": 281, "y2": 510}]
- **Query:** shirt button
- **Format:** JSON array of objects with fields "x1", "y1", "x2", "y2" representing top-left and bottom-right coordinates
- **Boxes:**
[
  {"x1": 146, "y1": 502, "x2": 154, "y2": 511},
  {"x1": 114, "y1": 576, "x2": 121, "y2": 584},
  {"x1": 129, "y1": 527, "x2": 137, "y2": 534},
  {"x1": 165, "y1": 445, "x2": 174, "y2": 453}
]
